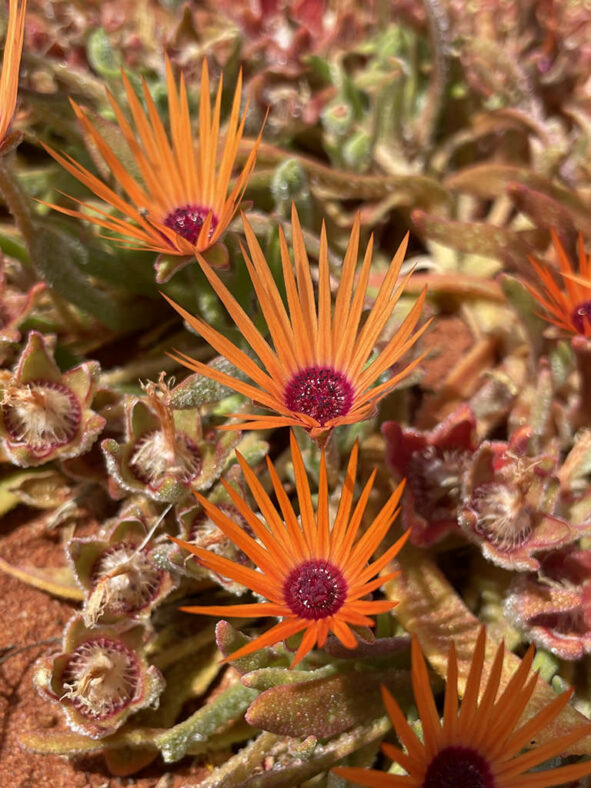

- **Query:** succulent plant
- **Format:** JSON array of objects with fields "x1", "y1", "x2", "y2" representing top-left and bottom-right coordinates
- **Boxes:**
[{"x1": 2, "y1": 1, "x2": 591, "y2": 784}]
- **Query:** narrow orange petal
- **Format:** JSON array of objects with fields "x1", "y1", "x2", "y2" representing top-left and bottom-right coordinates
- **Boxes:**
[
  {"x1": 223, "y1": 619, "x2": 309, "y2": 663},
  {"x1": 170, "y1": 536, "x2": 281, "y2": 601},
  {"x1": 329, "y1": 440, "x2": 359, "y2": 553},
  {"x1": 290, "y1": 430, "x2": 317, "y2": 553},
  {"x1": 0, "y1": 0, "x2": 27, "y2": 142},
  {"x1": 291, "y1": 623, "x2": 319, "y2": 667},
  {"x1": 411, "y1": 635, "x2": 442, "y2": 757},
  {"x1": 457, "y1": 626, "x2": 486, "y2": 734},
  {"x1": 331, "y1": 469, "x2": 378, "y2": 566},
  {"x1": 180, "y1": 602, "x2": 287, "y2": 618},
  {"x1": 380, "y1": 684, "x2": 426, "y2": 766}
]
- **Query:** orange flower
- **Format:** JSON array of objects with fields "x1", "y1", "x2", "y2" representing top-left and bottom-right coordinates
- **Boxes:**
[
  {"x1": 171, "y1": 430, "x2": 407, "y2": 667},
  {"x1": 164, "y1": 205, "x2": 429, "y2": 440},
  {"x1": 524, "y1": 230, "x2": 591, "y2": 336},
  {"x1": 333, "y1": 627, "x2": 591, "y2": 787},
  {"x1": 42, "y1": 58, "x2": 261, "y2": 260},
  {"x1": 0, "y1": 0, "x2": 27, "y2": 147}
]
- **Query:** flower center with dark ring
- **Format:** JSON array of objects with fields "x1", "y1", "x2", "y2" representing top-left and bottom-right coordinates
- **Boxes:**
[
  {"x1": 572, "y1": 300, "x2": 591, "y2": 334},
  {"x1": 164, "y1": 205, "x2": 218, "y2": 245},
  {"x1": 284, "y1": 366, "x2": 354, "y2": 425},
  {"x1": 283, "y1": 559, "x2": 347, "y2": 620},
  {"x1": 423, "y1": 745, "x2": 495, "y2": 788}
]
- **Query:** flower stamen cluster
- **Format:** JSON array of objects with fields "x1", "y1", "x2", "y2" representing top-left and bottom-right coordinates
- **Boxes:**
[{"x1": 61, "y1": 638, "x2": 140, "y2": 721}]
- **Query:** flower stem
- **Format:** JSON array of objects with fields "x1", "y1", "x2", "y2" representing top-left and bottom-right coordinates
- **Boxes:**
[{"x1": 0, "y1": 155, "x2": 35, "y2": 269}]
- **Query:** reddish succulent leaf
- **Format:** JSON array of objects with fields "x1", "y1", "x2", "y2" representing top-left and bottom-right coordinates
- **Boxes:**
[
  {"x1": 245, "y1": 669, "x2": 413, "y2": 738},
  {"x1": 507, "y1": 183, "x2": 577, "y2": 249},
  {"x1": 103, "y1": 746, "x2": 158, "y2": 776}
]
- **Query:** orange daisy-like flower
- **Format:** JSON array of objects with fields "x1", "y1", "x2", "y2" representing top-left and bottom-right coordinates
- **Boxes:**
[
  {"x1": 164, "y1": 205, "x2": 428, "y2": 440},
  {"x1": 171, "y1": 430, "x2": 408, "y2": 667},
  {"x1": 524, "y1": 230, "x2": 591, "y2": 336},
  {"x1": 42, "y1": 58, "x2": 260, "y2": 260},
  {"x1": 333, "y1": 627, "x2": 591, "y2": 787},
  {"x1": 0, "y1": 0, "x2": 27, "y2": 148}
]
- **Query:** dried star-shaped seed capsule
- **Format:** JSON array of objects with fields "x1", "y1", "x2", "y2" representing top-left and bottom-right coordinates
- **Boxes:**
[
  {"x1": 68, "y1": 509, "x2": 174, "y2": 627},
  {"x1": 382, "y1": 404, "x2": 478, "y2": 546},
  {"x1": 0, "y1": 332, "x2": 105, "y2": 467},
  {"x1": 102, "y1": 376, "x2": 240, "y2": 503},
  {"x1": 505, "y1": 547, "x2": 591, "y2": 660},
  {"x1": 459, "y1": 427, "x2": 591, "y2": 571},
  {"x1": 34, "y1": 616, "x2": 164, "y2": 739}
]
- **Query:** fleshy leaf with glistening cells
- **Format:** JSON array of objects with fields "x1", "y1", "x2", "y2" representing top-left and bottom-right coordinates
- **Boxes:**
[
  {"x1": 245, "y1": 668, "x2": 416, "y2": 739},
  {"x1": 193, "y1": 718, "x2": 392, "y2": 788},
  {"x1": 153, "y1": 680, "x2": 258, "y2": 763},
  {"x1": 215, "y1": 620, "x2": 289, "y2": 674}
]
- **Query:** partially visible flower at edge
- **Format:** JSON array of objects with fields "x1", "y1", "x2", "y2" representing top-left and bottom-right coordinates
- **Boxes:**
[
  {"x1": 42, "y1": 57, "x2": 262, "y2": 263},
  {"x1": 0, "y1": 0, "x2": 27, "y2": 149},
  {"x1": 333, "y1": 626, "x2": 591, "y2": 787},
  {"x1": 171, "y1": 429, "x2": 408, "y2": 668},
  {"x1": 523, "y1": 229, "x2": 591, "y2": 336},
  {"x1": 163, "y1": 205, "x2": 429, "y2": 441}
]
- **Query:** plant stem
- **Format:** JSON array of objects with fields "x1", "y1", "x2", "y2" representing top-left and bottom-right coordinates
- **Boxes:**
[{"x1": 0, "y1": 155, "x2": 35, "y2": 269}]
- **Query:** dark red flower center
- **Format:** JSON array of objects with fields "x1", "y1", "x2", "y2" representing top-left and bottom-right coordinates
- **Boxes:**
[
  {"x1": 571, "y1": 300, "x2": 591, "y2": 334},
  {"x1": 423, "y1": 746, "x2": 495, "y2": 788},
  {"x1": 283, "y1": 559, "x2": 348, "y2": 620},
  {"x1": 284, "y1": 366, "x2": 354, "y2": 425},
  {"x1": 163, "y1": 204, "x2": 218, "y2": 246}
]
